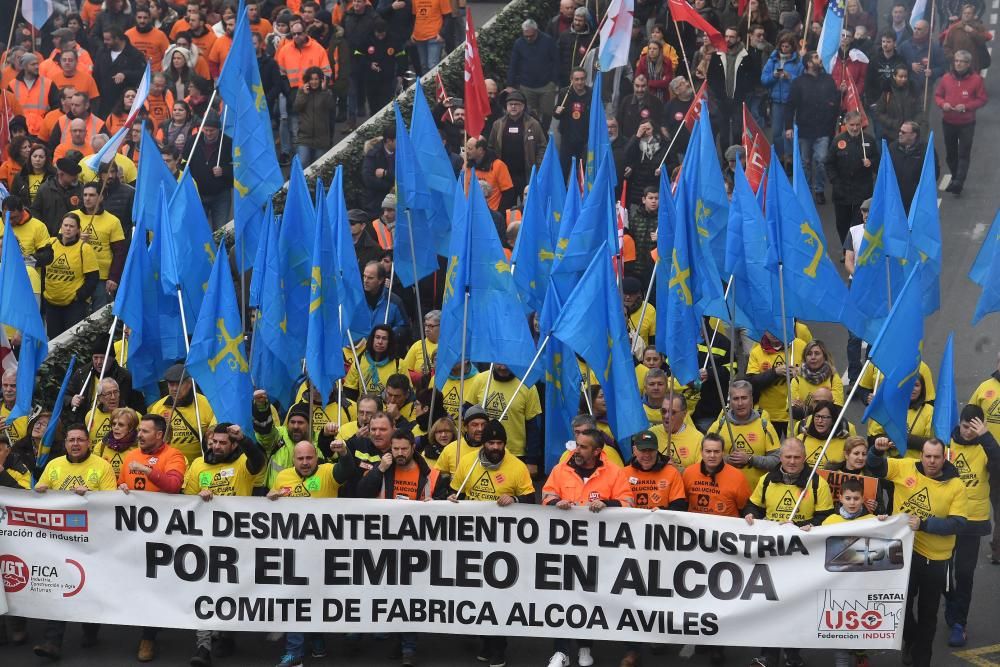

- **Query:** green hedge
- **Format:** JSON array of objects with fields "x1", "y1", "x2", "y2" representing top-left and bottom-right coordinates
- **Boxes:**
[{"x1": 35, "y1": 0, "x2": 559, "y2": 406}]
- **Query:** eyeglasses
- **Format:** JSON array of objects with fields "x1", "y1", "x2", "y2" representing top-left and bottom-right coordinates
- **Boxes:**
[{"x1": 955, "y1": 59, "x2": 971, "y2": 63}]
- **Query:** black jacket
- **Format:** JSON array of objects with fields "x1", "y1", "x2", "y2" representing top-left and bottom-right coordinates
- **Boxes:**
[
  {"x1": 552, "y1": 86, "x2": 592, "y2": 150},
  {"x1": 101, "y1": 181, "x2": 135, "y2": 233},
  {"x1": 361, "y1": 139, "x2": 395, "y2": 216},
  {"x1": 556, "y1": 28, "x2": 594, "y2": 84},
  {"x1": 786, "y1": 71, "x2": 840, "y2": 140},
  {"x1": 706, "y1": 47, "x2": 762, "y2": 109},
  {"x1": 889, "y1": 140, "x2": 937, "y2": 212},
  {"x1": 616, "y1": 93, "x2": 665, "y2": 141},
  {"x1": 92, "y1": 39, "x2": 147, "y2": 117},
  {"x1": 825, "y1": 131, "x2": 879, "y2": 204},
  {"x1": 258, "y1": 53, "x2": 288, "y2": 121},
  {"x1": 343, "y1": 5, "x2": 378, "y2": 55},
  {"x1": 182, "y1": 134, "x2": 234, "y2": 197},
  {"x1": 31, "y1": 178, "x2": 83, "y2": 235},
  {"x1": 64, "y1": 358, "x2": 143, "y2": 419},
  {"x1": 355, "y1": 453, "x2": 446, "y2": 499},
  {"x1": 10, "y1": 166, "x2": 56, "y2": 207},
  {"x1": 864, "y1": 49, "x2": 908, "y2": 105}
]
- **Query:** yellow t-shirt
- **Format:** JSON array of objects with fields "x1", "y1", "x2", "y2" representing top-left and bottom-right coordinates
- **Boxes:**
[
  {"x1": 860, "y1": 360, "x2": 936, "y2": 402},
  {"x1": 40, "y1": 453, "x2": 117, "y2": 491},
  {"x1": 791, "y1": 371, "x2": 845, "y2": 407},
  {"x1": 345, "y1": 355, "x2": 402, "y2": 394},
  {"x1": 402, "y1": 338, "x2": 438, "y2": 377},
  {"x1": 450, "y1": 449, "x2": 535, "y2": 500},
  {"x1": 184, "y1": 453, "x2": 256, "y2": 496},
  {"x1": 435, "y1": 439, "x2": 478, "y2": 477},
  {"x1": 746, "y1": 338, "x2": 807, "y2": 423},
  {"x1": 147, "y1": 394, "x2": 217, "y2": 462},
  {"x1": 270, "y1": 462, "x2": 342, "y2": 498},
  {"x1": 969, "y1": 376, "x2": 1000, "y2": 441},
  {"x1": 79, "y1": 153, "x2": 137, "y2": 184},
  {"x1": 822, "y1": 512, "x2": 877, "y2": 525},
  {"x1": 867, "y1": 404, "x2": 934, "y2": 460},
  {"x1": 84, "y1": 406, "x2": 114, "y2": 448},
  {"x1": 712, "y1": 413, "x2": 781, "y2": 490},
  {"x1": 43, "y1": 238, "x2": 99, "y2": 306},
  {"x1": 71, "y1": 209, "x2": 125, "y2": 280},
  {"x1": 627, "y1": 304, "x2": 656, "y2": 349},
  {"x1": 436, "y1": 371, "x2": 484, "y2": 422},
  {"x1": 0, "y1": 403, "x2": 29, "y2": 442},
  {"x1": 113, "y1": 337, "x2": 129, "y2": 367},
  {"x1": 749, "y1": 473, "x2": 833, "y2": 523},
  {"x1": 884, "y1": 456, "x2": 968, "y2": 560},
  {"x1": 0, "y1": 216, "x2": 50, "y2": 294},
  {"x1": 949, "y1": 440, "x2": 991, "y2": 522},
  {"x1": 472, "y1": 375, "x2": 542, "y2": 458},
  {"x1": 650, "y1": 422, "x2": 702, "y2": 468}
]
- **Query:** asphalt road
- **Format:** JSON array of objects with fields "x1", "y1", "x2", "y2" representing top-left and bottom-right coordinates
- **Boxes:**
[{"x1": 4, "y1": 0, "x2": 1000, "y2": 665}]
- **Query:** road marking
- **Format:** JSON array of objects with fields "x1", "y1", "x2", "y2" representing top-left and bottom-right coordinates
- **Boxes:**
[
  {"x1": 940, "y1": 174, "x2": 951, "y2": 191},
  {"x1": 972, "y1": 222, "x2": 988, "y2": 241},
  {"x1": 938, "y1": 197, "x2": 943, "y2": 208},
  {"x1": 955, "y1": 643, "x2": 1000, "y2": 666},
  {"x1": 994, "y1": 0, "x2": 999, "y2": 9}
]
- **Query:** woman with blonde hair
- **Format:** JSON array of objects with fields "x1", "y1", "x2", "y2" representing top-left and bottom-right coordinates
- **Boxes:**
[{"x1": 95, "y1": 407, "x2": 139, "y2": 479}]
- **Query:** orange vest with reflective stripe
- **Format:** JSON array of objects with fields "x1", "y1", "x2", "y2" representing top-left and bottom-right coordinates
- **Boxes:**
[
  {"x1": 57, "y1": 113, "x2": 102, "y2": 147},
  {"x1": 372, "y1": 219, "x2": 394, "y2": 249},
  {"x1": 11, "y1": 77, "x2": 53, "y2": 135},
  {"x1": 505, "y1": 208, "x2": 522, "y2": 229}
]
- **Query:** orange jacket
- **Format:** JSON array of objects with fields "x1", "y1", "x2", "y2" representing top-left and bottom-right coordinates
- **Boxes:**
[
  {"x1": 275, "y1": 38, "x2": 332, "y2": 89},
  {"x1": 144, "y1": 90, "x2": 175, "y2": 130},
  {"x1": 207, "y1": 35, "x2": 233, "y2": 79},
  {"x1": 9, "y1": 76, "x2": 54, "y2": 136},
  {"x1": 118, "y1": 444, "x2": 188, "y2": 493},
  {"x1": 543, "y1": 460, "x2": 634, "y2": 506},
  {"x1": 0, "y1": 160, "x2": 22, "y2": 189}
]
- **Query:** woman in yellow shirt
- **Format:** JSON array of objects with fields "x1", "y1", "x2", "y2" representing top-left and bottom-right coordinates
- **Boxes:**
[
  {"x1": 796, "y1": 400, "x2": 853, "y2": 467},
  {"x1": 868, "y1": 375, "x2": 934, "y2": 459},
  {"x1": 344, "y1": 325, "x2": 403, "y2": 396},
  {"x1": 791, "y1": 339, "x2": 845, "y2": 416},
  {"x1": 41, "y1": 213, "x2": 99, "y2": 337}
]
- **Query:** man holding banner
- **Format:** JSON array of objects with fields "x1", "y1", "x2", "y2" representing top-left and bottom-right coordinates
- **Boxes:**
[{"x1": 867, "y1": 437, "x2": 968, "y2": 666}]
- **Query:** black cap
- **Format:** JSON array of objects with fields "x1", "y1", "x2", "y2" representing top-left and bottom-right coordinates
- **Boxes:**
[
  {"x1": 55, "y1": 157, "x2": 81, "y2": 176},
  {"x1": 347, "y1": 209, "x2": 368, "y2": 225},
  {"x1": 163, "y1": 362, "x2": 185, "y2": 383},
  {"x1": 622, "y1": 276, "x2": 642, "y2": 295},
  {"x1": 287, "y1": 403, "x2": 310, "y2": 421},
  {"x1": 633, "y1": 430, "x2": 658, "y2": 451},
  {"x1": 506, "y1": 90, "x2": 527, "y2": 104},
  {"x1": 482, "y1": 419, "x2": 507, "y2": 443},
  {"x1": 91, "y1": 335, "x2": 113, "y2": 357}
]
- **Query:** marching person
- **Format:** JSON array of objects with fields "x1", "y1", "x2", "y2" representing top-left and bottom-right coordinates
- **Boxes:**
[
  {"x1": 543, "y1": 428, "x2": 632, "y2": 667},
  {"x1": 825, "y1": 111, "x2": 879, "y2": 244},
  {"x1": 711, "y1": 380, "x2": 781, "y2": 491},
  {"x1": 148, "y1": 363, "x2": 216, "y2": 464},
  {"x1": 449, "y1": 420, "x2": 535, "y2": 667},
  {"x1": 967, "y1": 354, "x2": 1000, "y2": 563},
  {"x1": 117, "y1": 414, "x2": 187, "y2": 663},
  {"x1": 185, "y1": 424, "x2": 266, "y2": 667},
  {"x1": 868, "y1": 437, "x2": 968, "y2": 667},
  {"x1": 934, "y1": 49, "x2": 988, "y2": 196},
  {"x1": 745, "y1": 438, "x2": 834, "y2": 667}
]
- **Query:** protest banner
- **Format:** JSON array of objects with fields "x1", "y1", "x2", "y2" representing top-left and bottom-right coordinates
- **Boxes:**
[
  {"x1": 818, "y1": 469, "x2": 881, "y2": 505},
  {"x1": 0, "y1": 490, "x2": 911, "y2": 648}
]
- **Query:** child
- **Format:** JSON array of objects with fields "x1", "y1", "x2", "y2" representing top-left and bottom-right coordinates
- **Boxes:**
[{"x1": 823, "y1": 478, "x2": 888, "y2": 667}]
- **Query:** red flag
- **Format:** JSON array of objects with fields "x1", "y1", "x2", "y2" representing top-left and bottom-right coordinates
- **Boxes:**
[
  {"x1": 842, "y1": 75, "x2": 869, "y2": 129},
  {"x1": 746, "y1": 133, "x2": 769, "y2": 192},
  {"x1": 668, "y1": 0, "x2": 727, "y2": 51},
  {"x1": 463, "y1": 9, "x2": 490, "y2": 140},
  {"x1": 681, "y1": 81, "x2": 708, "y2": 131}
]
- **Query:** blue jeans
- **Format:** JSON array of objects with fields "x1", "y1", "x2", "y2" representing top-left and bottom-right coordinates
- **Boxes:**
[
  {"x1": 285, "y1": 632, "x2": 324, "y2": 658},
  {"x1": 798, "y1": 135, "x2": 829, "y2": 193},
  {"x1": 202, "y1": 190, "x2": 233, "y2": 232},
  {"x1": 296, "y1": 145, "x2": 323, "y2": 168},
  {"x1": 746, "y1": 91, "x2": 767, "y2": 130},
  {"x1": 399, "y1": 632, "x2": 417, "y2": 655},
  {"x1": 770, "y1": 102, "x2": 791, "y2": 160},
  {"x1": 846, "y1": 331, "x2": 863, "y2": 385},
  {"x1": 414, "y1": 38, "x2": 444, "y2": 74}
]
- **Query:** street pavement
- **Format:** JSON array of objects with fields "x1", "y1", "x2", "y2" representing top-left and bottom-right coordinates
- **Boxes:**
[{"x1": 5, "y1": 1, "x2": 1000, "y2": 665}]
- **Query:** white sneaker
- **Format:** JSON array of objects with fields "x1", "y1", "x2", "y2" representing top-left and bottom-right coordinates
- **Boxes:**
[
  {"x1": 679, "y1": 643, "x2": 696, "y2": 659},
  {"x1": 578, "y1": 647, "x2": 594, "y2": 666},
  {"x1": 547, "y1": 651, "x2": 570, "y2": 667}
]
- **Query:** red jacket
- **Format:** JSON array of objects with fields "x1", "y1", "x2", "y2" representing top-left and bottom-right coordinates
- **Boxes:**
[
  {"x1": 635, "y1": 54, "x2": 674, "y2": 100},
  {"x1": 934, "y1": 69, "x2": 988, "y2": 125},
  {"x1": 831, "y1": 54, "x2": 867, "y2": 112}
]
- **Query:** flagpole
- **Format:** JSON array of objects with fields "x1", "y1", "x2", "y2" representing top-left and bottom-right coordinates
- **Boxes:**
[
  {"x1": 557, "y1": 14, "x2": 610, "y2": 109},
  {"x1": 345, "y1": 330, "x2": 369, "y2": 395},
  {"x1": 302, "y1": 359, "x2": 313, "y2": 440},
  {"x1": 2, "y1": 1, "x2": 21, "y2": 73},
  {"x1": 581, "y1": 380, "x2": 594, "y2": 415},
  {"x1": 181, "y1": 89, "x2": 220, "y2": 174},
  {"x1": 384, "y1": 262, "x2": 394, "y2": 325},
  {"x1": 701, "y1": 276, "x2": 734, "y2": 371},
  {"x1": 498, "y1": 335, "x2": 550, "y2": 421},
  {"x1": 405, "y1": 210, "x2": 430, "y2": 375},
  {"x1": 656, "y1": 117, "x2": 687, "y2": 172},
  {"x1": 672, "y1": 19, "x2": 698, "y2": 91},
  {"x1": 216, "y1": 103, "x2": 228, "y2": 168},
  {"x1": 456, "y1": 291, "x2": 471, "y2": 468},
  {"x1": 923, "y1": 0, "x2": 936, "y2": 112},
  {"x1": 481, "y1": 365, "x2": 493, "y2": 407},
  {"x1": 699, "y1": 318, "x2": 739, "y2": 447},
  {"x1": 788, "y1": 359, "x2": 873, "y2": 519},
  {"x1": 777, "y1": 263, "x2": 794, "y2": 434},
  {"x1": 85, "y1": 316, "x2": 119, "y2": 432},
  {"x1": 631, "y1": 260, "x2": 658, "y2": 355},
  {"x1": 336, "y1": 380, "x2": 343, "y2": 430},
  {"x1": 177, "y1": 289, "x2": 205, "y2": 445},
  {"x1": 239, "y1": 236, "x2": 247, "y2": 335}
]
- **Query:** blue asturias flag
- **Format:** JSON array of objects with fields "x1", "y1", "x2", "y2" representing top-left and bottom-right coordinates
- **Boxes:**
[
  {"x1": 585, "y1": 75, "x2": 611, "y2": 193},
  {"x1": 850, "y1": 144, "x2": 907, "y2": 344},
  {"x1": 186, "y1": 243, "x2": 253, "y2": 436},
  {"x1": 132, "y1": 125, "x2": 177, "y2": 232},
  {"x1": 305, "y1": 187, "x2": 346, "y2": 401},
  {"x1": 543, "y1": 337, "x2": 582, "y2": 473},
  {"x1": 0, "y1": 214, "x2": 48, "y2": 420},
  {"x1": 970, "y1": 209, "x2": 1000, "y2": 324},
  {"x1": 932, "y1": 333, "x2": 957, "y2": 443},
  {"x1": 147, "y1": 183, "x2": 186, "y2": 363},
  {"x1": 393, "y1": 103, "x2": 439, "y2": 287},
  {"x1": 511, "y1": 166, "x2": 556, "y2": 313},
  {"x1": 326, "y1": 165, "x2": 369, "y2": 344},
  {"x1": 862, "y1": 267, "x2": 925, "y2": 454},
  {"x1": 551, "y1": 243, "x2": 647, "y2": 442},
  {"x1": 536, "y1": 138, "x2": 566, "y2": 237},
  {"x1": 37, "y1": 355, "x2": 75, "y2": 474},
  {"x1": 410, "y1": 89, "x2": 455, "y2": 254},
  {"x1": 905, "y1": 134, "x2": 942, "y2": 316},
  {"x1": 250, "y1": 203, "x2": 295, "y2": 405},
  {"x1": 162, "y1": 171, "x2": 215, "y2": 323},
  {"x1": 435, "y1": 176, "x2": 536, "y2": 391},
  {"x1": 766, "y1": 148, "x2": 864, "y2": 337},
  {"x1": 248, "y1": 199, "x2": 276, "y2": 309},
  {"x1": 675, "y1": 101, "x2": 729, "y2": 272},
  {"x1": 724, "y1": 164, "x2": 782, "y2": 340},
  {"x1": 112, "y1": 214, "x2": 166, "y2": 395}
]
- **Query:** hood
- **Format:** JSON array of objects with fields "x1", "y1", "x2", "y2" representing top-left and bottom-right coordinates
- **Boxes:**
[{"x1": 916, "y1": 459, "x2": 961, "y2": 482}]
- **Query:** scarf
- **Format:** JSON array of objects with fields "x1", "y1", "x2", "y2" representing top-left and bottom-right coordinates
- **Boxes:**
[
  {"x1": 839, "y1": 505, "x2": 867, "y2": 520},
  {"x1": 779, "y1": 468, "x2": 800, "y2": 485},
  {"x1": 639, "y1": 135, "x2": 661, "y2": 160},
  {"x1": 478, "y1": 450, "x2": 502, "y2": 471},
  {"x1": 726, "y1": 408, "x2": 761, "y2": 426},
  {"x1": 800, "y1": 361, "x2": 833, "y2": 386},
  {"x1": 102, "y1": 428, "x2": 137, "y2": 452},
  {"x1": 761, "y1": 337, "x2": 782, "y2": 354}
]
